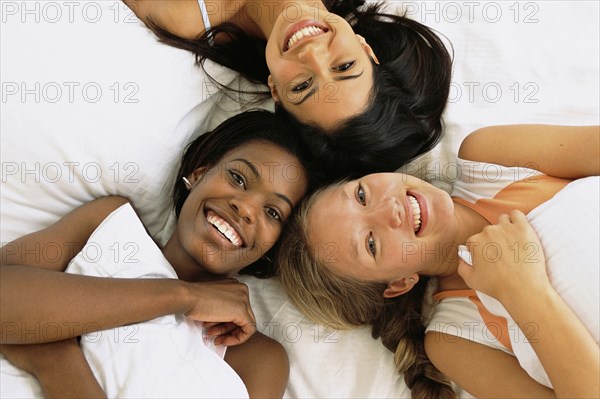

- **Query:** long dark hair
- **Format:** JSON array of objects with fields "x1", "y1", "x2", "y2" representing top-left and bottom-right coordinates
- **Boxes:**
[
  {"x1": 173, "y1": 110, "x2": 320, "y2": 277},
  {"x1": 277, "y1": 2, "x2": 453, "y2": 177},
  {"x1": 151, "y1": 1, "x2": 452, "y2": 180}
]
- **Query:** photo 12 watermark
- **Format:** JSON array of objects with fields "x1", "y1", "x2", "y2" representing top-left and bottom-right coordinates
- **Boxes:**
[
  {"x1": 1, "y1": 161, "x2": 140, "y2": 184},
  {"x1": 1, "y1": 1, "x2": 139, "y2": 24},
  {"x1": 396, "y1": 1, "x2": 541, "y2": 24},
  {"x1": 2, "y1": 82, "x2": 140, "y2": 104}
]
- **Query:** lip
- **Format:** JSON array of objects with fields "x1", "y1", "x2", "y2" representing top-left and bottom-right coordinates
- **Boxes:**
[
  {"x1": 283, "y1": 19, "x2": 329, "y2": 52},
  {"x1": 204, "y1": 206, "x2": 249, "y2": 249},
  {"x1": 406, "y1": 191, "x2": 428, "y2": 237}
]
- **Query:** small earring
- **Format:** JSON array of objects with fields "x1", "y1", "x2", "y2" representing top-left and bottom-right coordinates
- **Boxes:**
[
  {"x1": 182, "y1": 177, "x2": 192, "y2": 190},
  {"x1": 409, "y1": 278, "x2": 415, "y2": 283}
]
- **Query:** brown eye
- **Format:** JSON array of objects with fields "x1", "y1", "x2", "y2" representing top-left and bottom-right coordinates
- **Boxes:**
[
  {"x1": 266, "y1": 207, "x2": 282, "y2": 221},
  {"x1": 229, "y1": 171, "x2": 246, "y2": 189},
  {"x1": 334, "y1": 61, "x2": 355, "y2": 71},
  {"x1": 292, "y1": 78, "x2": 312, "y2": 92}
]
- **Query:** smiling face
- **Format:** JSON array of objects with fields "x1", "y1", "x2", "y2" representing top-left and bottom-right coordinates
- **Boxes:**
[
  {"x1": 176, "y1": 141, "x2": 308, "y2": 279},
  {"x1": 307, "y1": 173, "x2": 458, "y2": 287},
  {"x1": 265, "y1": 4, "x2": 377, "y2": 131}
]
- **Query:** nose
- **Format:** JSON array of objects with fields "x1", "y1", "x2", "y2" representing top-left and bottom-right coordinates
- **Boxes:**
[
  {"x1": 297, "y1": 41, "x2": 327, "y2": 71},
  {"x1": 372, "y1": 197, "x2": 402, "y2": 229},
  {"x1": 229, "y1": 195, "x2": 259, "y2": 224}
]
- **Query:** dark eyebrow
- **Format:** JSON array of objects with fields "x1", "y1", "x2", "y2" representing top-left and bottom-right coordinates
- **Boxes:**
[
  {"x1": 333, "y1": 69, "x2": 364, "y2": 82},
  {"x1": 276, "y1": 193, "x2": 293, "y2": 210},
  {"x1": 292, "y1": 86, "x2": 318, "y2": 106},
  {"x1": 292, "y1": 69, "x2": 365, "y2": 106},
  {"x1": 232, "y1": 158, "x2": 259, "y2": 179},
  {"x1": 232, "y1": 158, "x2": 293, "y2": 210}
]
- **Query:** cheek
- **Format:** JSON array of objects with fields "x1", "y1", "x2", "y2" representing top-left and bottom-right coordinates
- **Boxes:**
[
  {"x1": 268, "y1": 60, "x2": 298, "y2": 85},
  {"x1": 256, "y1": 224, "x2": 281, "y2": 252}
]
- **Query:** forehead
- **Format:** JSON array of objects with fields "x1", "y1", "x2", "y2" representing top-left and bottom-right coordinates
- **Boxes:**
[
  {"x1": 220, "y1": 140, "x2": 307, "y2": 197},
  {"x1": 307, "y1": 186, "x2": 357, "y2": 270},
  {"x1": 221, "y1": 141, "x2": 299, "y2": 172}
]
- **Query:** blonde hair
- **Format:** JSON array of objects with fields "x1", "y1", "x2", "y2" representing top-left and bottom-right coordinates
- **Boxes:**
[{"x1": 276, "y1": 187, "x2": 456, "y2": 399}]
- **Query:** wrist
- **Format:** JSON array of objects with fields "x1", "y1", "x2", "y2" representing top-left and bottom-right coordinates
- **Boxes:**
[
  {"x1": 172, "y1": 279, "x2": 198, "y2": 316},
  {"x1": 500, "y1": 282, "x2": 557, "y2": 321},
  {"x1": 30, "y1": 342, "x2": 81, "y2": 379}
]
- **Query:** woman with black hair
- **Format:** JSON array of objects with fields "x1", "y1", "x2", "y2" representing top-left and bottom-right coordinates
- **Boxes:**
[
  {"x1": 0, "y1": 111, "x2": 316, "y2": 398},
  {"x1": 124, "y1": 0, "x2": 453, "y2": 178}
]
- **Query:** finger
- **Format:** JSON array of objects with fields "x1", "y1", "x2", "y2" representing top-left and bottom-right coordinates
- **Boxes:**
[
  {"x1": 465, "y1": 234, "x2": 482, "y2": 251},
  {"x1": 239, "y1": 320, "x2": 257, "y2": 343},
  {"x1": 205, "y1": 322, "x2": 237, "y2": 337},
  {"x1": 457, "y1": 259, "x2": 473, "y2": 282},
  {"x1": 511, "y1": 209, "x2": 528, "y2": 225},
  {"x1": 497, "y1": 213, "x2": 511, "y2": 224},
  {"x1": 215, "y1": 328, "x2": 249, "y2": 347},
  {"x1": 246, "y1": 304, "x2": 256, "y2": 326}
]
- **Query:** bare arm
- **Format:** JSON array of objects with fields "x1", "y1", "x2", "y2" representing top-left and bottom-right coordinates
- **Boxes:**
[
  {"x1": 123, "y1": 0, "x2": 209, "y2": 39},
  {"x1": 425, "y1": 333, "x2": 555, "y2": 398},
  {"x1": 459, "y1": 125, "x2": 600, "y2": 179},
  {"x1": 224, "y1": 331, "x2": 289, "y2": 398},
  {"x1": 429, "y1": 327, "x2": 599, "y2": 398},
  {"x1": 1, "y1": 198, "x2": 256, "y2": 345},
  {"x1": 1, "y1": 339, "x2": 106, "y2": 399},
  {"x1": 459, "y1": 211, "x2": 600, "y2": 398}
]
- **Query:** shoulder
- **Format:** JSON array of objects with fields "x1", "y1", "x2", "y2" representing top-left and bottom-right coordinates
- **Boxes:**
[
  {"x1": 126, "y1": 0, "x2": 206, "y2": 39},
  {"x1": 64, "y1": 196, "x2": 131, "y2": 232},
  {"x1": 225, "y1": 332, "x2": 289, "y2": 398},
  {"x1": 1, "y1": 196, "x2": 131, "y2": 271},
  {"x1": 458, "y1": 126, "x2": 508, "y2": 162}
]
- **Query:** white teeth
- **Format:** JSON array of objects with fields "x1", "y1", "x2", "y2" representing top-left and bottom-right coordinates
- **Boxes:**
[
  {"x1": 207, "y1": 213, "x2": 243, "y2": 247},
  {"x1": 408, "y1": 195, "x2": 422, "y2": 233},
  {"x1": 287, "y1": 26, "x2": 324, "y2": 50}
]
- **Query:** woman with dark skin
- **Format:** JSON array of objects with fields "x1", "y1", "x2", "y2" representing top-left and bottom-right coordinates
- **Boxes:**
[{"x1": 0, "y1": 111, "x2": 316, "y2": 398}]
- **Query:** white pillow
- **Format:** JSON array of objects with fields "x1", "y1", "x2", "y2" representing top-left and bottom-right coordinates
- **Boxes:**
[{"x1": 2, "y1": 1, "x2": 599, "y2": 399}]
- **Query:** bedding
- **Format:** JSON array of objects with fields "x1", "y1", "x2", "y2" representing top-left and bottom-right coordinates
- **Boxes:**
[{"x1": 1, "y1": 1, "x2": 598, "y2": 398}]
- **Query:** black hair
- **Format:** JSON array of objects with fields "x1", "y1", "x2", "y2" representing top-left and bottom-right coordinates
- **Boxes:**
[
  {"x1": 276, "y1": 2, "x2": 453, "y2": 178},
  {"x1": 173, "y1": 110, "x2": 321, "y2": 277},
  {"x1": 151, "y1": 0, "x2": 452, "y2": 180}
]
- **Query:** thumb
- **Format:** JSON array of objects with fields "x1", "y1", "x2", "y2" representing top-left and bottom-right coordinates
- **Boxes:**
[{"x1": 457, "y1": 259, "x2": 473, "y2": 284}]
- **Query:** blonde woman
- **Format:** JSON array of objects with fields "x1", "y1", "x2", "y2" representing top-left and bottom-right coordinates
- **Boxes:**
[{"x1": 277, "y1": 125, "x2": 600, "y2": 398}]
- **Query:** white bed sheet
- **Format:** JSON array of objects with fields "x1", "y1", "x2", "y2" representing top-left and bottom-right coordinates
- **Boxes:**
[{"x1": 1, "y1": 1, "x2": 598, "y2": 398}]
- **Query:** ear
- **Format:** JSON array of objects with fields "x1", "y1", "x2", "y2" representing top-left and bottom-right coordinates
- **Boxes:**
[
  {"x1": 267, "y1": 75, "x2": 280, "y2": 102},
  {"x1": 186, "y1": 166, "x2": 209, "y2": 189},
  {"x1": 356, "y1": 34, "x2": 380, "y2": 65},
  {"x1": 383, "y1": 274, "x2": 419, "y2": 298}
]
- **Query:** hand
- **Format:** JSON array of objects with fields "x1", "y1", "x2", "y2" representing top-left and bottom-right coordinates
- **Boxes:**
[
  {"x1": 458, "y1": 210, "x2": 550, "y2": 305},
  {"x1": 0, "y1": 338, "x2": 80, "y2": 377},
  {"x1": 183, "y1": 278, "x2": 256, "y2": 346}
]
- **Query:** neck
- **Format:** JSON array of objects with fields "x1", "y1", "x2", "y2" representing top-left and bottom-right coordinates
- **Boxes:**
[
  {"x1": 162, "y1": 230, "x2": 215, "y2": 282},
  {"x1": 424, "y1": 201, "x2": 490, "y2": 290},
  {"x1": 247, "y1": 0, "x2": 328, "y2": 39}
]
